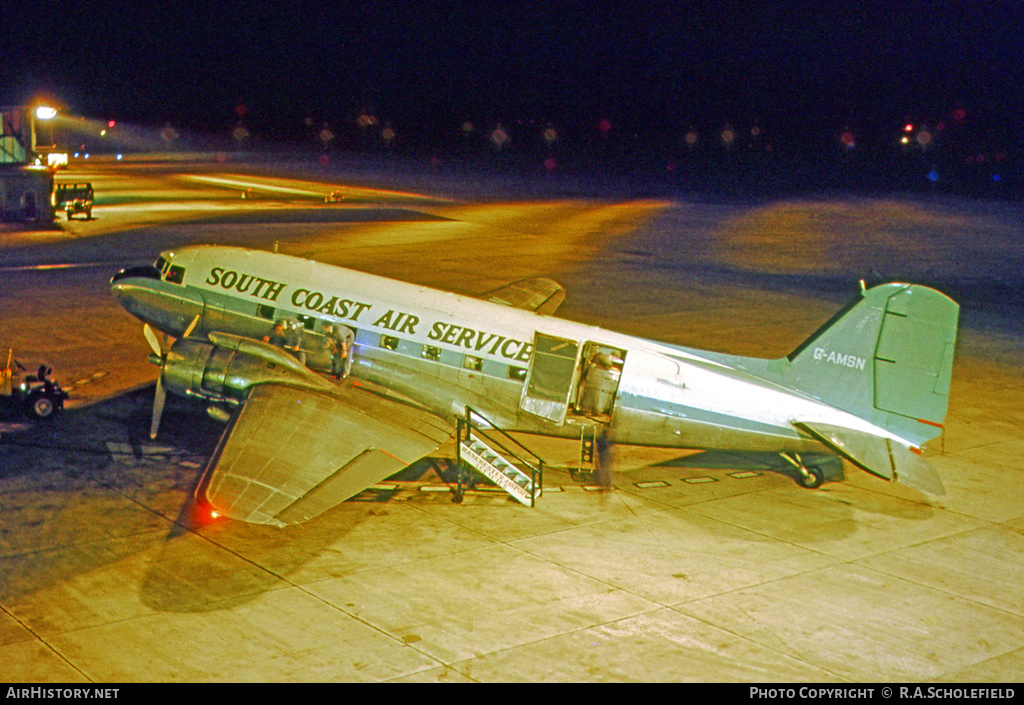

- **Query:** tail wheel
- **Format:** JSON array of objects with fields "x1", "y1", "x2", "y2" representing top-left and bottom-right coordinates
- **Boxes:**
[
  {"x1": 796, "y1": 465, "x2": 825, "y2": 489},
  {"x1": 781, "y1": 452, "x2": 825, "y2": 489}
]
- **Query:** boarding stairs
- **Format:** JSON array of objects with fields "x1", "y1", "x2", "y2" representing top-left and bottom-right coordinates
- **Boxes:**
[{"x1": 456, "y1": 407, "x2": 543, "y2": 506}]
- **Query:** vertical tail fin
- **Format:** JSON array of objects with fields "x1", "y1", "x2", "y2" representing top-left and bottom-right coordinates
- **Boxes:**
[{"x1": 779, "y1": 283, "x2": 959, "y2": 446}]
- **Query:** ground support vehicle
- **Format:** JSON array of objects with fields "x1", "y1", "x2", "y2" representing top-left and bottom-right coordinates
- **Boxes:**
[
  {"x1": 1, "y1": 352, "x2": 69, "y2": 420},
  {"x1": 54, "y1": 182, "x2": 94, "y2": 220}
]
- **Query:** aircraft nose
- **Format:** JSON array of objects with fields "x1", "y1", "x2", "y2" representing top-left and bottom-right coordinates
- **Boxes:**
[
  {"x1": 111, "y1": 264, "x2": 161, "y2": 287},
  {"x1": 110, "y1": 265, "x2": 162, "y2": 309}
]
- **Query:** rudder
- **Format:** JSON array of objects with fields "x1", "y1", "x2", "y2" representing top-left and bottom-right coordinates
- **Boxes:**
[{"x1": 778, "y1": 283, "x2": 958, "y2": 446}]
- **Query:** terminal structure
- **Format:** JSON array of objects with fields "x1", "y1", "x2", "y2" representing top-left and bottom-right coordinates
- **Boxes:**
[{"x1": 1, "y1": 104, "x2": 56, "y2": 221}]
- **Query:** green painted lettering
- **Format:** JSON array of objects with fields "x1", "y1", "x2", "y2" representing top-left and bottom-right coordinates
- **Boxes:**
[
  {"x1": 349, "y1": 302, "x2": 372, "y2": 321},
  {"x1": 373, "y1": 309, "x2": 396, "y2": 329},
  {"x1": 441, "y1": 325, "x2": 461, "y2": 344},
  {"x1": 474, "y1": 331, "x2": 497, "y2": 351},
  {"x1": 455, "y1": 327, "x2": 475, "y2": 348},
  {"x1": 318, "y1": 296, "x2": 338, "y2": 314},
  {"x1": 234, "y1": 274, "x2": 253, "y2": 293},
  {"x1": 500, "y1": 339, "x2": 520, "y2": 358},
  {"x1": 487, "y1": 335, "x2": 507, "y2": 355},
  {"x1": 305, "y1": 291, "x2": 324, "y2": 310},
  {"x1": 428, "y1": 322, "x2": 447, "y2": 340},
  {"x1": 397, "y1": 314, "x2": 419, "y2": 335}
]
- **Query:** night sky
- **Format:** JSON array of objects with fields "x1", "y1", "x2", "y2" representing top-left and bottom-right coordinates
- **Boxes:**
[{"x1": 4, "y1": 1, "x2": 1023, "y2": 159}]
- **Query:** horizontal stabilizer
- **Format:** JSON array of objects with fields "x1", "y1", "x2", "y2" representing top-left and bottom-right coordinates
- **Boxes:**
[{"x1": 794, "y1": 421, "x2": 944, "y2": 495}]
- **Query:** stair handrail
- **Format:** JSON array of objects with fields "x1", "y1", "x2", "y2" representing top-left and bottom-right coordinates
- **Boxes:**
[
  {"x1": 464, "y1": 406, "x2": 544, "y2": 466},
  {"x1": 460, "y1": 405, "x2": 544, "y2": 506}
]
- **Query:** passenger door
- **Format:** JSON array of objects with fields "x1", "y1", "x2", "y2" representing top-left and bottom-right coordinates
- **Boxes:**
[{"x1": 519, "y1": 332, "x2": 581, "y2": 424}]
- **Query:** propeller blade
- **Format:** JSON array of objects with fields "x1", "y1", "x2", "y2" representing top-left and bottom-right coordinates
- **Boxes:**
[
  {"x1": 183, "y1": 314, "x2": 200, "y2": 339},
  {"x1": 143, "y1": 324, "x2": 162, "y2": 357},
  {"x1": 150, "y1": 375, "x2": 167, "y2": 440}
]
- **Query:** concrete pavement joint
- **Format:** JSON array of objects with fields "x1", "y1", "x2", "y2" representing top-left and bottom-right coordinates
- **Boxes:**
[{"x1": 0, "y1": 602, "x2": 93, "y2": 683}]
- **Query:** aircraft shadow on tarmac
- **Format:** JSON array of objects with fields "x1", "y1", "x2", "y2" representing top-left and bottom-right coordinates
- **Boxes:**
[
  {"x1": 1, "y1": 383, "x2": 939, "y2": 615},
  {"x1": 0, "y1": 386, "x2": 420, "y2": 613}
]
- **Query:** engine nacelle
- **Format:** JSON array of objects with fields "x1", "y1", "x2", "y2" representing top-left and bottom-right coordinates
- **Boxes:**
[{"x1": 161, "y1": 333, "x2": 334, "y2": 403}]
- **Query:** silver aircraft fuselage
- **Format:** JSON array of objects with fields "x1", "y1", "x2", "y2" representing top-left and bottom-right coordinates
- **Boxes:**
[{"x1": 110, "y1": 245, "x2": 916, "y2": 460}]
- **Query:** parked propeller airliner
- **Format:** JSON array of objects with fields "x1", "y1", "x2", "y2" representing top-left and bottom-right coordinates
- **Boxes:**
[{"x1": 110, "y1": 245, "x2": 958, "y2": 526}]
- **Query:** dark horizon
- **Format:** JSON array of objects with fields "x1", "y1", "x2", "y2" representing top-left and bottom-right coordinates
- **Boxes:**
[
  {"x1": 6, "y1": 4, "x2": 1021, "y2": 130},
  {"x1": 5, "y1": 1, "x2": 1023, "y2": 195}
]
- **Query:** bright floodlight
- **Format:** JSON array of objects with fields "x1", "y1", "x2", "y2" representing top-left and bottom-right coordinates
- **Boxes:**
[{"x1": 35, "y1": 106, "x2": 57, "y2": 120}]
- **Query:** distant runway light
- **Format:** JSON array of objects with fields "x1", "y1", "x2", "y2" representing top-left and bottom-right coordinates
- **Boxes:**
[{"x1": 490, "y1": 125, "x2": 509, "y2": 149}]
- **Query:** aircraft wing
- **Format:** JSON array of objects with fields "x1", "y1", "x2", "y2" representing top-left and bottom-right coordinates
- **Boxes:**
[
  {"x1": 481, "y1": 277, "x2": 566, "y2": 315},
  {"x1": 197, "y1": 383, "x2": 452, "y2": 527},
  {"x1": 794, "y1": 421, "x2": 945, "y2": 495}
]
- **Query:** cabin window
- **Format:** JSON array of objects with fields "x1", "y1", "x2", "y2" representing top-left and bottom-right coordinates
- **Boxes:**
[
  {"x1": 421, "y1": 345, "x2": 441, "y2": 361},
  {"x1": 257, "y1": 304, "x2": 275, "y2": 320},
  {"x1": 297, "y1": 314, "x2": 316, "y2": 330},
  {"x1": 508, "y1": 366, "x2": 527, "y2": 381},
  {"x1": 463, "y1": 355, "x2": 483, "y2": 372},
  {"x1": 166, "y1": 265, "x2": 185, "y2": 284},
  {"x1": 380, "y1": 335, "x2": 399, "y2": 351}
]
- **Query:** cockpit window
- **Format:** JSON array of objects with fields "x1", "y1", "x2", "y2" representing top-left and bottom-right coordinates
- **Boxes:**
[
  {"x1": 166, "y1": 265, "x2": 185, "y2": 284},
  {"x1": 154, "y1": 256, "x2": 168, "y2": 273}
]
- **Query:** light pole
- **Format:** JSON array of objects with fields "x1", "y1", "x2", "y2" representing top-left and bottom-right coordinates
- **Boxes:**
[{"x1": 31, "y1": 104, "x2": 57, "y2": 159}]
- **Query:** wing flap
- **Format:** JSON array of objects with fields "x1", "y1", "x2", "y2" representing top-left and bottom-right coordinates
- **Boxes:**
[
  {"x1": 794, "y1": 421, "x2": 944, "y2": 495},
  {"x1": 198, "y1": 383, "x2": 451, "y2": 526},
  {"x1": 481, "y1": 277, "x2": 566, "y2": 315},
  {"x1": 274, "y1": 449, "x2": 406, "y2": 525}
]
